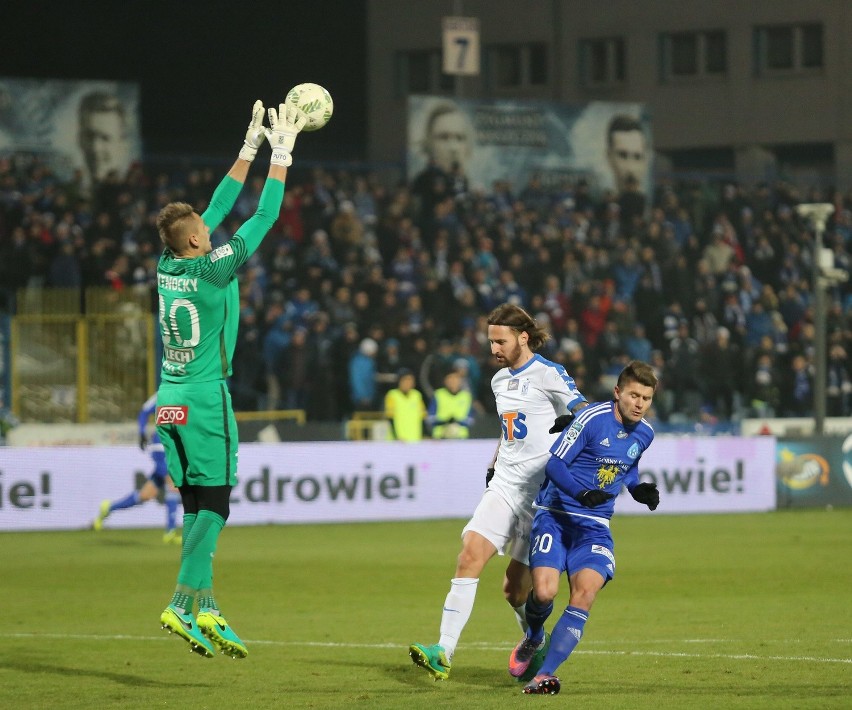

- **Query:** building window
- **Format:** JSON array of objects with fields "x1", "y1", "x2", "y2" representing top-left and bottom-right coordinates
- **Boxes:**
[
  {"x1": 493, "y1": 45, "x2": 522, "y2": 87},
  {"x1": 754, "y1": 23, "x2": 823, "y2": 74},
  {"x1": 396, "y1": 50, "x2": 456, "y2": 96},
  {"x1": 529, "y1": 43, "x2": 548, "y2": 85},
  {"x1": 580, "y1": 37, "x2": 626, "y2": 86},
  {"x1": 660, "y1": 30, "x2": 727, "y2": 80},
  {"x1": 487, "y1": 43, "x2": 549, "y2": 89}
]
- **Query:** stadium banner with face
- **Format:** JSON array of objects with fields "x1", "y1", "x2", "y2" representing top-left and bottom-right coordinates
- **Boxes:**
[
  {"x1": 0, "y1": 77, "x2": 141, "y2": 184},
  {"x1": 0, "y1": 436, "x2": 779, "y2": 531},
  {"x1": 407, "y1": 94, "x2": 652, "y2": 197}
]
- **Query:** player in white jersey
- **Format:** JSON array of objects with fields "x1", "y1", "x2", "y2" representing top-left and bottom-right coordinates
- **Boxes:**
[{"x1": 410, "y1": 303, "x2": 587, "y2": 682}]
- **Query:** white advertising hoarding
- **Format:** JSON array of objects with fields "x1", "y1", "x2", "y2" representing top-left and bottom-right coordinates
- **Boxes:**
[{"x1": 0, "y1": 438, "x2": 777, "y2": 531}]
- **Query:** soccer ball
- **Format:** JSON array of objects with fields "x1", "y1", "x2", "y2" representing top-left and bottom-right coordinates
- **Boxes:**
[{"x1": 286, "y1": 82, "x2": 333, "y2": 132}]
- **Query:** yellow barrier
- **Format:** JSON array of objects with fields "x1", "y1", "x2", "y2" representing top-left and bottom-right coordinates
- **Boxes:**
[
  {"x1": 11, "y1": 292, "x2": 156, "y2": 423},
  {"x1": 235, "y1": 410, "x2": 306, "y2": 425},
  {"x1": 345, "y1": 411, "x2": 389, "y2": 441}
]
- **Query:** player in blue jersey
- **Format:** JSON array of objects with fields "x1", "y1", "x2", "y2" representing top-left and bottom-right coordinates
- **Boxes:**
[
  {"x1": 410, "y1": 304, "x2": 588, "y2": 682},
  {"x1": 511, "y1": 360, "x2": 660, "y2": 695},
  {"x1": 92, "y1": 394, "x2": 181, "y2": 543}
]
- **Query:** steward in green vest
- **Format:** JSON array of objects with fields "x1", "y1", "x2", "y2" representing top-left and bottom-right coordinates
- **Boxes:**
[
  {"x1": 384, "y1": 370, "x2": 426, "y2": 441},
  {"x1": 428, "y1": 370, "x2": 474, "y2": 439}
]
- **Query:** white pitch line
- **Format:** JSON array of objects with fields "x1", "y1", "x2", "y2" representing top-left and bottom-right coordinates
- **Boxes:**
[{"x1": 3, "y1": 633, "x2": 851, "y2": 664}]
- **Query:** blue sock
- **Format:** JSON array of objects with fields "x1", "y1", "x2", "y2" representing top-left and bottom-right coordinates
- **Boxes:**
[
  {"x1": 524, "y1": 592, "x2": 553, "y2": 643},
  {"x1": 110, "y1": 491, "x2": 140, "y2": 512},
  {"x1": 165, "y1": 491, "x2": 180, "y2": 532},
  {"x1": 539, "y1": 605, "x2": 589, "y2": 676}
]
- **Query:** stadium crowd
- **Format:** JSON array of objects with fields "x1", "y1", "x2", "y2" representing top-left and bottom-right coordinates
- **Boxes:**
[{"x1": 0, "y1": 154, "x2": 850, "y2": 426}]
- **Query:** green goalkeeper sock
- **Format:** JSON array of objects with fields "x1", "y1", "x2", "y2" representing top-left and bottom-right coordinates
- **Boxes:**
[
  {"x1": 177, "y1": 510, "x2": 225, "y2": 592},
  {"x1": 169, "y1": 585, "x2": 196, "y2": 614},
  {"x1": 181, "y1": 512, "x2": 197, "y2": 558},
  {"x1": 197, "y1": 589, "x2": 218, "y2": 614}
]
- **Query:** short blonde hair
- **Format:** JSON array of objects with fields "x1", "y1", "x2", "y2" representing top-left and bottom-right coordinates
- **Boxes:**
[{"x1": 156, "y1": 202, "x2": 195, "y2": 253}]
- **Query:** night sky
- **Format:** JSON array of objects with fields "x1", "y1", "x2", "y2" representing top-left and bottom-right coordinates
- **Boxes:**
[{"x1": 3, "y1": 0, "x2": 367, "y2": 161}]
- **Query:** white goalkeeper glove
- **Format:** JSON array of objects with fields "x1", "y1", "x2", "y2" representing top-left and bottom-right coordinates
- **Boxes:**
[
  {"x1": 264, "y1": 103, "x2": 307, "y2": 167},
  {"x1": 238, "y1": 100, "x2": 266, "y2": 163}
]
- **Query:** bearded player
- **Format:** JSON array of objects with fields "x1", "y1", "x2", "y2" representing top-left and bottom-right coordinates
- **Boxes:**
[{"x1": 410, "y1": 303, "x2": 588, "y2": 681}]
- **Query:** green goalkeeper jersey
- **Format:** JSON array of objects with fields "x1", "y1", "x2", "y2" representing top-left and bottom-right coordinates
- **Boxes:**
[{"x1": 157, "y1": 174, "x2": 284, "y2": 383}]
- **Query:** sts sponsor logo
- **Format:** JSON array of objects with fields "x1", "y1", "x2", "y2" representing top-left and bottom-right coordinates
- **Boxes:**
[{"x1": 501, "y1": 411, "x2": 528, "y2": 441}]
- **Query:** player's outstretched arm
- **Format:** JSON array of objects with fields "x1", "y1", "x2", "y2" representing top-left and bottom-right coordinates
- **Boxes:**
[
  {"x1": 202, "y1": 100, "x2": 266, "y2": 230},
  {"x1": 212, "y1": 104, "x2": 307, "y2": 273},
  {"x1": 222, "y1": 98, "x2": 268, "y2": 184}
]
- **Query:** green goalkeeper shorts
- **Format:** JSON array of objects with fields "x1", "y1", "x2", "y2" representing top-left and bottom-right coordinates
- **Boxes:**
[{"x1": 155, "y1": 380, "x2": 238, "y2": 488}]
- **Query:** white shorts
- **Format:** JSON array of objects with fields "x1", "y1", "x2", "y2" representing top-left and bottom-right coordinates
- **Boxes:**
[{"x1": 462, "y1": 488, "x2": 533, "y2": 565}]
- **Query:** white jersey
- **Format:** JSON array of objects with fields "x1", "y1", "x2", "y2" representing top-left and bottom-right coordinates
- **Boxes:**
[{"x1": 489, "y1": 353, "x2": 586, "y2": 517}]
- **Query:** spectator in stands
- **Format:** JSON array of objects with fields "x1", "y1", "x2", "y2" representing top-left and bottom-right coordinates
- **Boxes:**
[
  {"x1": 667, "y1": 320, "x2": 702, "y2": 419},
  {"x1": 349, "y1": 337, "x2": 379, "y2": 411},
  {"x1": 746, "y1": 351, "x2": 782, "y2": 417},
  {"x1": 700, "y1": 326, "x2": 743, "y2": 419},
  {"x1": 780, "y1": 354, "x2": 814, "y2": 417},
  {"x1": 4, "y1": 141, "x2": 852, "y2": 430},
  {"x1": 826, "y1": 344, "x2": 852, "y2": 416}
]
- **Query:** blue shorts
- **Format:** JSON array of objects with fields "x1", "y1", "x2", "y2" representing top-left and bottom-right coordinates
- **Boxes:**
[{"x1": 529, "y1": 509, "x2": 616, "y2": 584}]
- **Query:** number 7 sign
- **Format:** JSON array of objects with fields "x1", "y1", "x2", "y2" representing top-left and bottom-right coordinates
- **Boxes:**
[{"x1": 442, "y1": 16, "x2": 480, "y2": 76}]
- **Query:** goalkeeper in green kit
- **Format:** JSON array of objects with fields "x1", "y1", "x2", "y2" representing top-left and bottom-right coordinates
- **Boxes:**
[{"x1": 155, "y1": 100, "x2": 306, "y2": 658}]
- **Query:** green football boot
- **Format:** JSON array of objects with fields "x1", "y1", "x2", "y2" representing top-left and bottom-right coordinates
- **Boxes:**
[
  {"x1": 197, "y1": 610, "x2": 248, "y2": 659},
  {"x1": 160, "y1": 606, "x2": 215, "y2": 658},
  {"x1": 409, "y1": 642, "x2": 451, "y2": 680},
  {"x1": 92, "y1": 500, "x2": 110, "y2": 531}
]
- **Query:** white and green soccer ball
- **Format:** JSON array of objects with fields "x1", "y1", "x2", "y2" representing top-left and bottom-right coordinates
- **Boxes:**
[{"x1": 286, "y1": 82, "x2": 333, "y2": 132}]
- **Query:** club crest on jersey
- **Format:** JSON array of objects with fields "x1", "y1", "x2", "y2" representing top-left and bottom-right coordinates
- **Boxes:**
[
  {"x1": 508, "y1": 379, "x2": 519, "y2": 391},
  {"x1": 209, "y1": 244, "x2": 234, "y2": 262},
  {"x1": 596, "y1": 464, "x2": 619, "y2": 487},
  {"x1": 627, "y1": 443, "x2": 640, "y2": 459},
  {"x1": 521, "y1": 380, "x2": 530, "y2": 395}
]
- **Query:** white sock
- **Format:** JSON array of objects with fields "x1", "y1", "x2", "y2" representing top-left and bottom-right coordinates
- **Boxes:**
[
  {"x1": 438, "y1": 577, "x2": 478, "y2": 660},
  {"x1": 513, "y1": 603, "x2": 529, "y2": 634}
]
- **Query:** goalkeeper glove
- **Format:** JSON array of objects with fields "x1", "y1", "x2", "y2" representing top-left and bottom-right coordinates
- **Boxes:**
[
  {"x1": 630, "y1": 482, "x2": 659, "y2": 510},
  {"x1": 264, "y1": 103, "x2": 307, "y2": 167},
  {"x1": 549, "y1": 412, "x2": 575, "y2": 434},
  {"x1": 485, "y1": 467, "x2": 495, "y2": 488},
  {"x1": 578, "y1": 489, "x2": 614, "y2": 508},
  {"x1": 139, "y1": 433, "x2": 148, "y2": 451},
  {"x1": 238, "y1": 100, "x2": 266, "y2": 162}
]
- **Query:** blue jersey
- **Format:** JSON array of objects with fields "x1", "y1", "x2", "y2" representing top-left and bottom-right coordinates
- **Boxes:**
[
  {"x1": 534, "y1": 400, "x2": 654, "y2": 525},
  {"x1": 138, "y1": 394, "x2": 167, "y2": 477}
]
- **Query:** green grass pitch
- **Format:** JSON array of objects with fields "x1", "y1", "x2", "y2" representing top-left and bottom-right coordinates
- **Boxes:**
[{"x1": 1, "y1": 509, "x2": 850, "y2": 709}]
